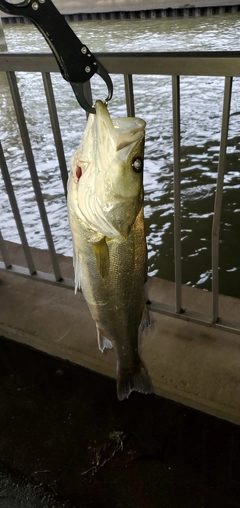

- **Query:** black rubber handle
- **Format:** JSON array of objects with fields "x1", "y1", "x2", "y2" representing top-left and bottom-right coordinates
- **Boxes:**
[{"x1": 0, "y1": 0, "x2": 97, "y2": 83}]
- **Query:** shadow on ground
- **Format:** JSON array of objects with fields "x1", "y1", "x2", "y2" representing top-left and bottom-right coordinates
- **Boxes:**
[{"x1": 0, "y1": 336, "x2": 239, "y2": 507}]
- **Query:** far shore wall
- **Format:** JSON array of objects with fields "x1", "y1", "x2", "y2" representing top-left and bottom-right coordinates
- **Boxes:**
[
  {"x1": 44, "y1": 0, "x2": 240, "y2": 12},
  {"x1": 1, "y1": 0, "x2": 240, "y2": 19}
]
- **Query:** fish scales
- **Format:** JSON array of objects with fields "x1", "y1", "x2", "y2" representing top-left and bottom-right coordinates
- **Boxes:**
[
  {"x1": 68, "y1": 209, "x2": 145, "y2": 361},
  {"x1": 67, "y1": 100, "x2": 152, "y2": 400}
]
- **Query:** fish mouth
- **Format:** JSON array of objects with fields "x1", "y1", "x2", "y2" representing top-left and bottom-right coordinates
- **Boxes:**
[
  {"x1": 95, "y1": 100, "x2": 146, "y2": 151},
  {"x1": 95, "y1": 100, "x2": 114, "y2": 135}
]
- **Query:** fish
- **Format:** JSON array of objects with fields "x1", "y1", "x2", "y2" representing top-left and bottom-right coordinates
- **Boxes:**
[{"x1": 67, "y1": 100, "x2": 152, "y2": 401}]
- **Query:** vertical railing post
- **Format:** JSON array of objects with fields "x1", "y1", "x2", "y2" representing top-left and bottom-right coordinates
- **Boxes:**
[
  {"x1": 0, "y1": 231, "x2": 11, "y2": 269},
  {"x1": 172, "y1": 75, "x2": 182, "y2": 314},
  {"x1": 212, "y1": 76, "x2": 232, "y2": 323},
  {"x1": 6, "y1": 70, "x2": 62, "y2": 281},
  {"x1": 0, "y1": 17, "x2": 7, "y2": 52},
  {"x1": 42, "y1": 72, "x2": 68, "y2": 197},
  {"x1": 124, "y1": 74, "x2": 135, "y2": 117},
  {"x1": 0, "y1": 141, "x2": 36, "y2": 275}
]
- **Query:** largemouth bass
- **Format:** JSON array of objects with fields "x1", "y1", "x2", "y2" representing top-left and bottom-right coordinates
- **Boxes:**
[{"x1": 67, "y1": 100, "x2": 152, "y2": 401}]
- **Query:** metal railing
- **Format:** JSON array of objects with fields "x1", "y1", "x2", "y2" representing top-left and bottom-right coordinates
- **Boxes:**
[{"x1": 1, "y1": 51, "x2": 240, "y2": 332}]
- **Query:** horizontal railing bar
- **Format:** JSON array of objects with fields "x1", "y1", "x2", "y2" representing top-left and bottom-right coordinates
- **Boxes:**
[
  {"x1": 149, "y1": 300, "x2": 212, "y2": 323},
  {"x1": 149, "y1": 300, "x2": 240, "y2": 335},
  {"x1": 2, "y1": 52, "x2": 240, "y2": 76},
  {"x1": 1, "y1": 261, "x2": 240, "y2": 333},
  {"x1": 0, "y1": 262, "x2": 74, "y2": 289}
]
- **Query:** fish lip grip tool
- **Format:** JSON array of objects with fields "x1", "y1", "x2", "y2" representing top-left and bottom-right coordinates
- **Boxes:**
[{"x1": 0, "y1": 0, "x2": 113, "y2": 113}]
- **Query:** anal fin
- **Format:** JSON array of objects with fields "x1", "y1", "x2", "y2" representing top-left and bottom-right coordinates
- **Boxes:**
[{"x1": 140, "y1": 302, "x2": 151, "y2": 331}]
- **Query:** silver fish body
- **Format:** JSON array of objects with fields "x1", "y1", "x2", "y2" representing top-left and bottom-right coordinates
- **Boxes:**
[{"x1": 67, "y1": 100, "x2": 152, "y2": 400}]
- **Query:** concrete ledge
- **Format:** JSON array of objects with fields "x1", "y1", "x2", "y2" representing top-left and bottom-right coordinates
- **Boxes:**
[{"x1": 1, "y1": 242, "x2": 240, "y2": 425}]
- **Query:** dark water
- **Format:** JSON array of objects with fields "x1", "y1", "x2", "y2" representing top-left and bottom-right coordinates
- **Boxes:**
[{"x1": 1, "y1": 15, "x2": 240, "y2": 296}]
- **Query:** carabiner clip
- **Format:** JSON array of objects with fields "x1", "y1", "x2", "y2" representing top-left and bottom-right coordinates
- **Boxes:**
[
  {"x1": 71, "y1": 61, "x2": 113, "y2": 114},
  {"x1": 0, "y1": 0, "x2": 113, "y2": 113}
]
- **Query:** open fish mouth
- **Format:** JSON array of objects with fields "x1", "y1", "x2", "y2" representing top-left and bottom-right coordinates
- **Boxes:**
[{"x1": 95, "y1": 100, "x2": 146, "y2": 155}]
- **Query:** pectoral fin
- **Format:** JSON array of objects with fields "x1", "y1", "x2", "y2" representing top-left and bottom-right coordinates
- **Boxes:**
[{"x1": 92, "y1": 237, "x2": 110, "y2": 278}]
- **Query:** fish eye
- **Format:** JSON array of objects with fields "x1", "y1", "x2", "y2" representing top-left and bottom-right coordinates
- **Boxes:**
[{"x1": 132, "y1": 157, "x2": 143, "y2": 173}]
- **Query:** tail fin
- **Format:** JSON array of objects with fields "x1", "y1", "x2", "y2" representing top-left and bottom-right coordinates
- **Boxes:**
[{"x1": 117, "y1": 361, "x2": 153, "y2": 401}]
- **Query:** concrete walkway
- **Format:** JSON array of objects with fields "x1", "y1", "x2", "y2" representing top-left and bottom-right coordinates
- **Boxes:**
[
  {"x1": 1, "y1": 334, "x2": 240, "y2": 507},
  {"x1": 1, "y1": 241, "x2": 240, "y2": 424}
]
